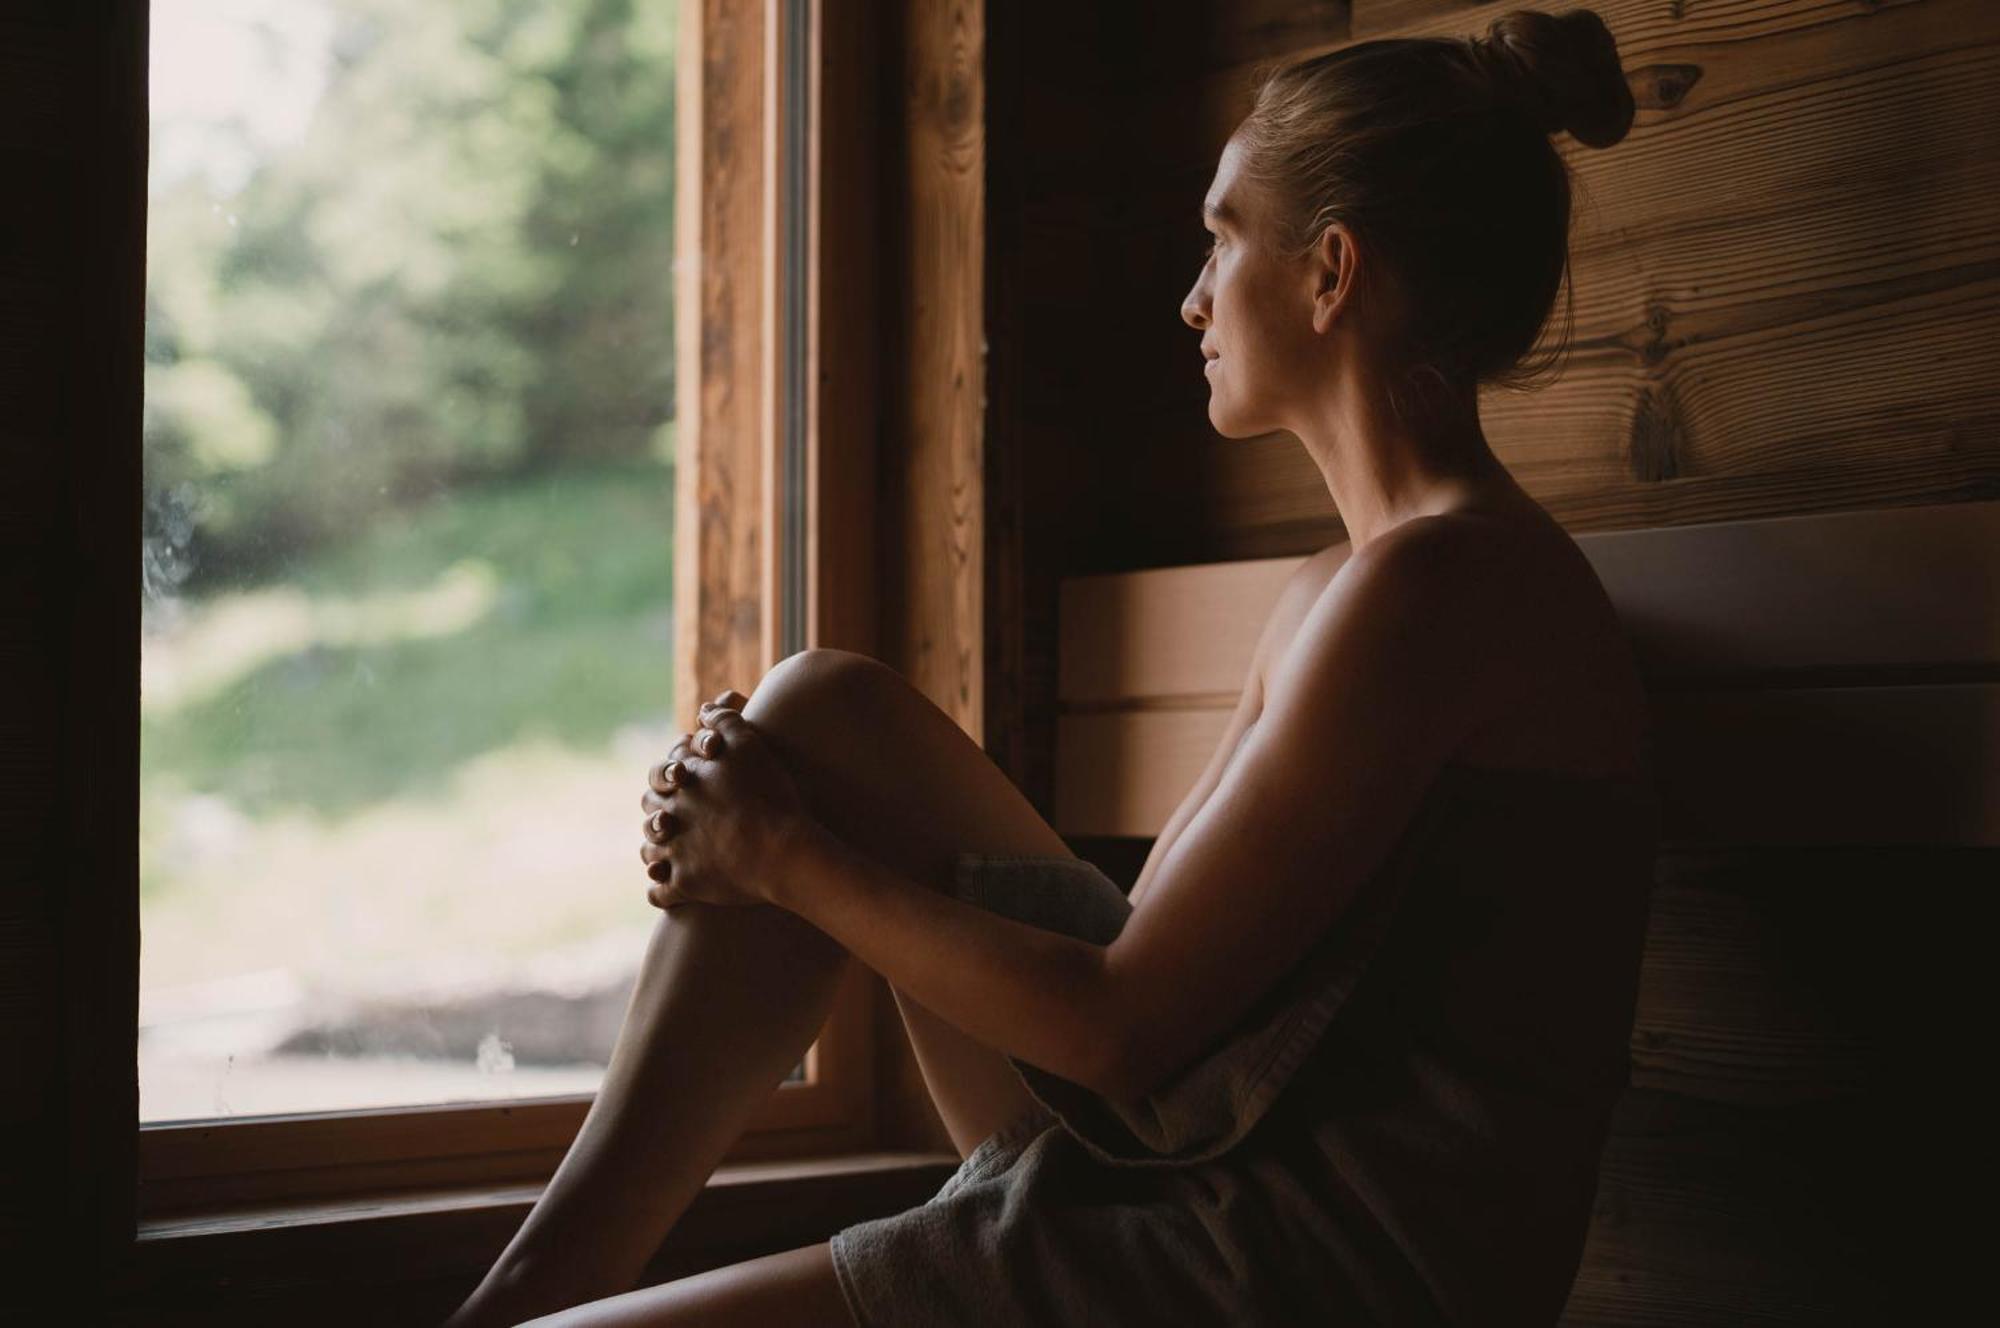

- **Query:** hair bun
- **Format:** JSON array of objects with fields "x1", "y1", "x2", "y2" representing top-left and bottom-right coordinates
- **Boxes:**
[{"x1": 1474, "y1": 7, "x2": 1635, "y2": 148}]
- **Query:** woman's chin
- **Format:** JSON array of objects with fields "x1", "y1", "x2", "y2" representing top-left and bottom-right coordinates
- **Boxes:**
[{"x1": 1205, "y1": 401, "x2": 1266, "y2": 439}]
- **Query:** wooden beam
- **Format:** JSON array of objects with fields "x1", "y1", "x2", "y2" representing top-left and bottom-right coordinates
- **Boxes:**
[
  {"x1": 881, "y1": 0, "x2": 986, "y2": 737},
  {"x1": 676, "y1": 0, "x2": 771, "y2": 724},
  {"x1": 1058, "y1": 501, "x2": 2000, "y2": 702}
]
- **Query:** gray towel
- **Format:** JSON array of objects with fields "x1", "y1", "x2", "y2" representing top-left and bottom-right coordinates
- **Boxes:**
[{"x1": 831, "y1": 762, "x2": 1661, "y2": 1326}]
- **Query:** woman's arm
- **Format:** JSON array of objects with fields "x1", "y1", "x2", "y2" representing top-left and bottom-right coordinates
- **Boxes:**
[
  {"x1": 1104, "y1": 520, "x2": 1510, "y2": 1100},
  {"x1": 1127, "y1": 542, "x2": 1350, "y2": 909}
]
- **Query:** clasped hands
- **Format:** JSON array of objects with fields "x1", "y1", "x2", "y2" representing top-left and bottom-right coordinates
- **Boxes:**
[{"x1": 638, "y1": 688, "x2": 821, "y2": 911}]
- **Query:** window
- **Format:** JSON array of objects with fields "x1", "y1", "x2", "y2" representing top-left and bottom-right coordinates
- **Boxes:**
[{"x1": 137, "y1": 0, "x2": 877, "y2": 1213}]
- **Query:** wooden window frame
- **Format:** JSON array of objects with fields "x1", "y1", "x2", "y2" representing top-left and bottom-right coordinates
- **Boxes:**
[{"x1": 132, "y1": 0, "x2": 885, "y2": 1221}]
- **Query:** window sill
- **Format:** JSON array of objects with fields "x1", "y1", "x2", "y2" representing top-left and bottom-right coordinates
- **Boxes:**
[{"x1": 118, "y1": 1151, "x2": 959, "y2": 1324}]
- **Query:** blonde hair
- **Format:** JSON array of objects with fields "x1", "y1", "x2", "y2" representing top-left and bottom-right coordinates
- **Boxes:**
[{"x1": 1235, "y1": 7, "x2": 1634, "y2": 429}]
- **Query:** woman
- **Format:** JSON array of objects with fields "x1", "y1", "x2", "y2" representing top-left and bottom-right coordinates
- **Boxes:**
[{"x1": 446, "y1": 8, "x2": 1656, "y2": 1325}]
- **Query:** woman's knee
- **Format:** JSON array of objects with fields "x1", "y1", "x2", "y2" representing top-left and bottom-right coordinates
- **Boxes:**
[{"x1": 746, "y1": 648, "x2": 901, "y2": 744}]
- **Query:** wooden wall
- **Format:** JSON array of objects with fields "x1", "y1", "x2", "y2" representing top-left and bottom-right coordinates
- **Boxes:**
[{"x1": 985, "y1": 0, "x2": 2000, "y2": 812}]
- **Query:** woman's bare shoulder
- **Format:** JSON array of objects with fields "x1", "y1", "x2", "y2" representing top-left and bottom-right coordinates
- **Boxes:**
[{"x1": 1252, "y1": 540, "x2": 1356, "y2": 689}]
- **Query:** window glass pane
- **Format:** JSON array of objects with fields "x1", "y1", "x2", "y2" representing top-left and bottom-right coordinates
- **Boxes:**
[{"x1": 140, "y1": 0, "x2": 695, "y2": 1120}]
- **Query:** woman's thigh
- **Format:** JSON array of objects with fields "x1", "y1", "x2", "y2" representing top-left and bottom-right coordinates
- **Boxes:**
[
  {"x1": 741, "y1": 647, "x2": 1072, "y2": 1154},
  {"x1": 521, "y1": 1242, "x2": 853, "y2": 1327},
  {"x1": 743, "y1": 647, "x2": 1071, "y2": 883}
]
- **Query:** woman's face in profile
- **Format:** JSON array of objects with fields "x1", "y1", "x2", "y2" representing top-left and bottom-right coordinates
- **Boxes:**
[{"x1": 1181, "y1": 135, "x2": 1326, "y2": 439}]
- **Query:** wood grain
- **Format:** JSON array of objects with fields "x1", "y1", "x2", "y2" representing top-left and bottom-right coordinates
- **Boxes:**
[
  {"x1": 676, "y1": 0, "x2": 771, "y2": 725},
  {"x1": 883, "y1": 0, "x2": 986, "y2": 738},
  {"x1": 810, "y1": 0, "x2": 884, "y2": 661},
  {"x1": 1557, "y1": 1088, "x2": 1897, "y2": 1326},
  {"x1": 1054, "y1": 0, "x2": 2000, "y2": 570}
]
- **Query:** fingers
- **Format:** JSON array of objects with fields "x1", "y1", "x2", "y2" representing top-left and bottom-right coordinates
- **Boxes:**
[
  {"x1": 641, "y1": 683, "x2": 747, "y2": 810},
  {"x1": 648, "y1": 718, "x2": 728, "y2": 787},
  {"x1": 648, "y1": 755, "x2": 689, "y2": 796},
  {"x1": 700, "y1": 708, "x2": 753, "y2": 746},
  {"x1": 641, "y1": 802, "x2": 677, "y2": 879}
]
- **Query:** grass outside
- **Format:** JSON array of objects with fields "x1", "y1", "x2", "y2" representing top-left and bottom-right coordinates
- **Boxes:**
[{"x1": 139, "y1": 460, "x2": 679, "y2": 1119}]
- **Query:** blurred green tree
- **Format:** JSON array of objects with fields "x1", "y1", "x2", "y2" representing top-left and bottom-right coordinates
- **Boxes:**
[{"x1": 144, "y1": 0, "x2": 678, "y2": 593}]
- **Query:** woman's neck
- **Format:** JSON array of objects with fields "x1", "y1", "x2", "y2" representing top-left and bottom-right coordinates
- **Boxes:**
[{"x1": 1290, "y1": 369, "x2": 1525, "y2": 551}]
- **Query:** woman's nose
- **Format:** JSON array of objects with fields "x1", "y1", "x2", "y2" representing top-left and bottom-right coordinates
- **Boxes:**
[{"x1": 1180, "y1": 277, "x2": 1209, "y2": 330}]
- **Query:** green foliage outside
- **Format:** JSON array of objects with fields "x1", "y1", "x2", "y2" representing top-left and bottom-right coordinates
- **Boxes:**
[{"x1": 145, "y1": 0, "x2": 679, "y2": 593}]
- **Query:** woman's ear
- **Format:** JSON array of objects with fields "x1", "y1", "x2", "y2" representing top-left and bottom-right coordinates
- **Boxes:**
[{"x1": 1311, "y1": 223, "x2": 1357, "y2": 336}]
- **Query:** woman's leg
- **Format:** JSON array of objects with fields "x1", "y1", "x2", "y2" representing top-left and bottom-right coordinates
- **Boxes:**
[
  {"x1": 444, "y1": 864, "x2": 853, "y2": 1325},
  {"x1": 447, "y1": 649, "x2": 1073, "y2": 1325},
  {"x1": 517, "y1": 1244, "x2": 850, "y2": 1328}
]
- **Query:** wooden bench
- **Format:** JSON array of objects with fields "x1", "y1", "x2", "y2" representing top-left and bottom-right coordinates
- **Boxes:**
[{"x1": 1052, "y1": 500, "x2": 1998, "y2": 1324}]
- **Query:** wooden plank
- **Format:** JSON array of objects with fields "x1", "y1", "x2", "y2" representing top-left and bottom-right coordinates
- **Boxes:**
[
  {"x1": 1122, "y1": 417, "x2": 2000, "y2": 566},
  {"x1": 675, "y1": 0, "x2": 770, "y2": 723},
  {"x1": 1631, "y1": 874, "x2": 1870, "y2": 1107},
  {"x1": 1058, "y1": 555, "x2": 1305, "y2": 704},
  {"x1": 882, "y1": 0, "x2": 986, "y2": 737},
  {"x1": 1584, "y1": 501, "x2": 2000, "y2": 684},
  {"x1": 1629, "y1": 845, "x2": 1991, "y2": 1110},
  {"x1": 808, "y1": 0, "x2": 882, "y2": 662},
  {"x1": 1653, "y1": 683, "x2": 1999, "y2": 846},
  {"x1": 1054, "y1": 707, "x2": 1234, "y2": 838},
  {"x1": 1213, "y1": 0, "x2": 1954, "y2": 132},
  {"x1": 1054, "y1": 682, "x2": 2000, "y2": 843},
  {"x1": 1204, "y1": 0, "x2": 1351, "y2": 67},
  {"x1": 1559, "y1": 1089, "x2": 1896, "y2": 1326},
  {"x1": 981, "y1": 0, "x2": 1031, "y2": 798},
  {"x1": 120, "y1": 1153, "x2": 961, "y2": 1325},
  {"x1": 1055, "y1": 502, "x2": 2000, "y2": 702}
]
